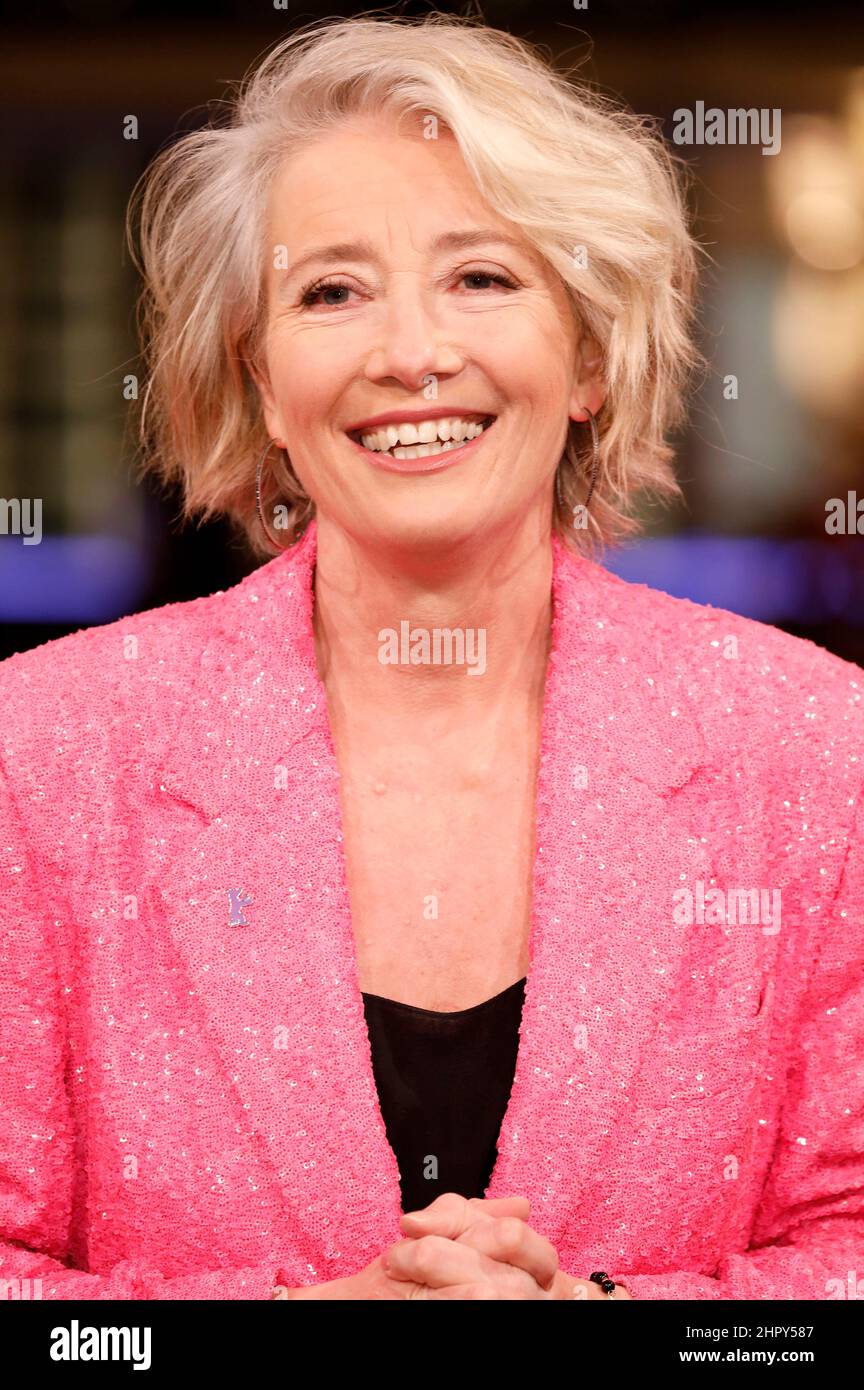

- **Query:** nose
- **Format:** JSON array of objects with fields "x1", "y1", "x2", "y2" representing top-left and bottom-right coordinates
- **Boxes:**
[{"x1": 362, "y1": 280, "x2": 464, "y2": 393}]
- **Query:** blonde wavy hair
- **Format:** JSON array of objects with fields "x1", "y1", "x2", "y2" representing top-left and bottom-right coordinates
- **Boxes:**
[{"x1": 128, "y1": 11, "x2": 704, "y2": 558}]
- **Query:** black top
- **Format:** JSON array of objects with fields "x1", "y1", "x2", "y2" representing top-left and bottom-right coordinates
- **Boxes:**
[{"x1": 361, "y1": 978, "x2": 527, "y2": 1213}]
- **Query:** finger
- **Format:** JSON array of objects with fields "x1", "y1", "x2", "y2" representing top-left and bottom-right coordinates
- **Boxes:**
[
  {"x1": 469, "y1": 1248, "x2": 552, "y2": 1300},
  {"x1": 399, "y1": 1192, "x2": 530, "y2": 1238},
  {"x1": 384, "y1": 1234, "x2": 486, "y2": 1289},
  {"x1": 422, "y1": 1284, "x2": 500, "y2": 1301},
  {"x1": 455, "y1": 1215, "x2": 559, "y2": 1291},
  {"x1": 473, "y1": 1197, "x2": 531, "y2": 1219},
  {"x1": 385, "y1": 1235, "x2": 546, "y2": 1299}
]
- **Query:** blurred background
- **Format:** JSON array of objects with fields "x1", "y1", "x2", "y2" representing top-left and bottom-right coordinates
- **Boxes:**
[{"x1": 2, "y1": 0, "x2": 863, "y2": 663}]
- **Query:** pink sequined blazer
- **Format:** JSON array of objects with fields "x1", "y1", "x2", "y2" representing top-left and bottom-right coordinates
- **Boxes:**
[{"x1": 1, "y1": 519, "x2": 862, "y2": 1300}]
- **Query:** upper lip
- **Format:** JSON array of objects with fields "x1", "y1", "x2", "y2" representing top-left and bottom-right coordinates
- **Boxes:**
[{"x1": 345, "y1": 406, "x2": 496, "y2": 434}]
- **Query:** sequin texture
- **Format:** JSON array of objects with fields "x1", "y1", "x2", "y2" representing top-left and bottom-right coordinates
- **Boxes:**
[{"x1": 0, "y1": 519, "x2": 862, "y2": 1299}]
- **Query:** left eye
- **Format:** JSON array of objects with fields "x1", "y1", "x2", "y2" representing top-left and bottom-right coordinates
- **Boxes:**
[
  {"x1": 460, "y1": 271, "x2": 517, "y2": 291},
  {"x1": 300, "y1": 280, "x2": 354, "y2": 308}
]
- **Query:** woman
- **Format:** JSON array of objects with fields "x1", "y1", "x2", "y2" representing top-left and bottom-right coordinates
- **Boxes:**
[{"x1": 1, "y1": 15, "x2": 861, "y2": 1302}]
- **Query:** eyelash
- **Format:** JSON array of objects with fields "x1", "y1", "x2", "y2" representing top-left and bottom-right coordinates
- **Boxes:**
[{"x1": 299, "y1": 268, "x2": 519, "y2": 308}]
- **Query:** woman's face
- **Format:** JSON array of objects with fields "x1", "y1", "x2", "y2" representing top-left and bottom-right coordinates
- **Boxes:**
[{"x1": 254, "y1": 112, "x2": 603, "y2": 555}]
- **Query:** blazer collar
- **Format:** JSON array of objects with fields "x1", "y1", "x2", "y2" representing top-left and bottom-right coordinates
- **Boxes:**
[
  {"x1": 153, "y1": 520, "x2": 712, "y2": 1258},
  {"x1": 156, "y1": 519, "x2": 700, "y2": 816}
]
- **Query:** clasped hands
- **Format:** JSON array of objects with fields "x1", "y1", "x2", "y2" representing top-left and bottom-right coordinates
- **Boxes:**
[
  {"x1": 284, "y1": 1192, "x2": 632, "y2": 1299},
  {"x1": 386, "y1": 1193, "x2": 631, "y2": 1300},
  {"x1": 279, "y1": 1189, "x2": 636, "y2": 1295}
]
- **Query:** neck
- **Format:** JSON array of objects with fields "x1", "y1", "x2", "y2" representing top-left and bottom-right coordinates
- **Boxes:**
[{"x1": 311, "y1": 512, "x2": 555, "y2": 727}]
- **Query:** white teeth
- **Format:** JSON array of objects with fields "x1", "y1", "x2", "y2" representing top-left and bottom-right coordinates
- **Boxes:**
[
  {"x1": 392, "y1": 439, "x2": 461, "y2": 459},
  {"x1": 357, "y1": 415, "x2": 492, "y2": 453}
]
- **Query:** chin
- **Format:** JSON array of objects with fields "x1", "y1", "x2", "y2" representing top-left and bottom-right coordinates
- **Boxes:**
[{"x1": 351, "y1": 501, "x2": 488, "y2": 557}]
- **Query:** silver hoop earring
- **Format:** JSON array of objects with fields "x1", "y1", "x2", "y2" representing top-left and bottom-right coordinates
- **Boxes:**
[
  {"x1": 556, "y1": 405, "x2": 600, "y2": 512},
  {"x1": 581, "y1": 405, "x2": 600, "y2": 508},
  {"x1": 255, "y1": 438, "x2": 293, "y2": 552}
]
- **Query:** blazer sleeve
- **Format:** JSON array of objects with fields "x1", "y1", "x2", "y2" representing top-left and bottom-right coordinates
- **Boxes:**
[
  {"x1": 610, "y1": 774, "x2": 864, "y2": 1301},
  {"x1": 0, "y1": 755, "x2": 285, "y2": 1301}
]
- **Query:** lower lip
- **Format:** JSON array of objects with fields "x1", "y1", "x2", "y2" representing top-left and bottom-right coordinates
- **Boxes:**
[{"x1": 346, "y1": 420, "x2": 495, "y2": 474}]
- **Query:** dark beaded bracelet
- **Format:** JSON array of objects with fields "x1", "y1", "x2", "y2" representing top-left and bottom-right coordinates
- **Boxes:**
[{"x1": 589, "y1": 1270, "x2": 618, "y2": 1297}]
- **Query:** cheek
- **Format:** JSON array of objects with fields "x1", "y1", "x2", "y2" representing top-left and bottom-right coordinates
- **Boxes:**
[
  {"x1": 496, "y1": 355, "x2": 572, "y2": 425},
  {"x1": 479, "y1": 308, "x2": 573, "y2": 403},
  {"x1": 269, "y1": 335, "x2": 348, "y2": 429}
]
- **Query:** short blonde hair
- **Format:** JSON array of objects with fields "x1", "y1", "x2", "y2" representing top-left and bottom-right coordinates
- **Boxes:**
[{"x1": 129, "y1": 12, "x2": 704, "y2": 558}]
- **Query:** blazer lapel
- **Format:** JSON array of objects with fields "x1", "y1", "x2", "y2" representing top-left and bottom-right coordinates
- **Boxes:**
[
  {"x1": 486, "y1": 533, "x2": 714, "y2": 1246},
  {"x1": 151, "y1": 522, "x2": 404, "y2": 1265}
]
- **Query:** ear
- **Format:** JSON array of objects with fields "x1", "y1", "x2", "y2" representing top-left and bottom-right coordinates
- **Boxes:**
[
  {"x1": 569, "y1": 333, "x2": 607, "y2": 421},
  {"x1": 246, "y1": 350, "x2": 285, "y2": 444}
]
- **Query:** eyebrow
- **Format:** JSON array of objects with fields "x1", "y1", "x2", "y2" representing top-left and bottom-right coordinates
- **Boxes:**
[{"x1": 275, "y1": 229, "x2": 531, "y2": 297}]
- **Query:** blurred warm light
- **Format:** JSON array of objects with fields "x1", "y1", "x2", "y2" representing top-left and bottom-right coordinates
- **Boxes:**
[
  {"x1": 785, "y1": 191, "x2": 864, "y2": 270},
  {"x1": 767, "y1": 72, "x2": 864, "y2": 426},
  {"x1": 846, "y1": 70, "x2": 864, "y2": 162},
  {"x1": 766, "y1": 114, "x2": 864, "y2": 269},
  {"x1": 773, "y1": 264, "x2": 864, "y2": 419}
]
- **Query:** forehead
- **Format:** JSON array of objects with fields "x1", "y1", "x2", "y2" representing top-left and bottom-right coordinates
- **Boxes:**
[{"x1": 267, "y1": 115, "x2": 505, "y2": 239}]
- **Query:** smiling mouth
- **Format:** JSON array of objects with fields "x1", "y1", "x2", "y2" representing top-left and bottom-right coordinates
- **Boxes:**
[{"x1": 347, "y1": 415, "x2": 496, "y2": 460}]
